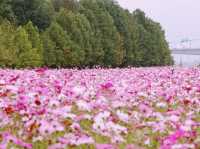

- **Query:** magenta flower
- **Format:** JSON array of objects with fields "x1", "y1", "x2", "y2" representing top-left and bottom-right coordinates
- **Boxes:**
[
  {"x1": 0, "y1": 67, "x2": 199, "y2": 148},
  {"x1": 101, "y1": 82, "x2": 113, "y2": 89}
]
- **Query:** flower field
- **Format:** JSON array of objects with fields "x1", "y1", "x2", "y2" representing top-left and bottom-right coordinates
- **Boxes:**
[{"x1": 0, "y1": 67, "x2": 200, "y2": 149}]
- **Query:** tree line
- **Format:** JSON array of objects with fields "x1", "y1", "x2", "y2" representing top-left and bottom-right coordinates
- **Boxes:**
[{"x1": 0, "y1": 0, "x2": 173, "y2": 68}]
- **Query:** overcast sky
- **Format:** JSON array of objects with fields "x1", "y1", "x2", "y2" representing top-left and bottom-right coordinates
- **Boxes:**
[{"x1": 117, "y1": 0, "x2": 200, "y2": 48}]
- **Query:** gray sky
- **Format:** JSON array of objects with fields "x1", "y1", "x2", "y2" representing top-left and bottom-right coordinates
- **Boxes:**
[{"x1": 117, "y1": 0, "x2": 200, "y2": 48}]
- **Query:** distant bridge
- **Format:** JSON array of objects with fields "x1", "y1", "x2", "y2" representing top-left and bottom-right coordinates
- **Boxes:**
[
  {"x1": 171, "y1": 48, "x2": 200, "y2": 66},
  {"x1": 171, "y1": 48, "x2": 200, "y2": 55}
]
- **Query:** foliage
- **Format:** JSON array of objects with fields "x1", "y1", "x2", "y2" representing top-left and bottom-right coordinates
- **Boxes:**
[
  {"x1": 24, "y1": 21, "x2": 44, "y2": 66},
  {"x1": 10, "y1": 0, "x2": 54, "y2": 30},
  {"x1": 56, "y1": 9, "x2": 93, "y2": 66},
  {"x1": 43, "y1": 22, "x2": 85, "y2": 67},
  {"x1": 51, "y1": 0, "x2": 80, "y2": 12},
  {"x1": 0, "y1": 20, "x2": 17, "y2": 67},
  {"x1": 0, "y1": 0, "x2": 173, "y2": 68},
  {"x1": 15, "y1": 26, "x2": 43, "y2": 68},
  {"x1": 0, "y1": 0, "x2": 15, "y2": 22},
  {"x1": 80, "y1": 0, "x2": 124, "y2": 67}
]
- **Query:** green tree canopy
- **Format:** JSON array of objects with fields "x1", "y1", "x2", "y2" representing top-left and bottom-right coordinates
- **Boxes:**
[
  {"x1": 0, "y1": 0, "x2": 173, "y2": 68},
  {"x1": 43, "y1": 22, "x2": 85, "y2": 67},
  {"x1": 80, "y1": 0, "x2": 124, "y2": 66},
  {"x1": 11, "y1": 0, "x2": 55, "y2": 30},
  {"x1": 24, "y1": 21, "x2": 43, "y2": 66},
  {"x1": 51, "y1": 0, "x2": 80, "y2": 12},
  {"x1": 56, "y1": 9, "x2": 94, "y2": 66},
  {"x1": 0, "y1": 20, "x2": 17, "y2": 67}
]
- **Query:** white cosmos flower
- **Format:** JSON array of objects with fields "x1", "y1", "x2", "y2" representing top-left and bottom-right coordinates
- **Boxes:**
[
  {"x1": 156, "y1": 102, "x2": 167, "y2": 108},
  {"x1": 168, "y1": 115, "x2": 180, "y2": 122},
  {"x1": 171, "y1": 144, "x2": 195, "y2": 149},
  {"x1": 76, "y1": 100, "x2": 91, "y2": 112},
  {"x1": 73, "y1": 86, "x2": 85, "y2": 96},
  {"x1": 116, "y1": 110, "x2": 129, "y2": 123}
]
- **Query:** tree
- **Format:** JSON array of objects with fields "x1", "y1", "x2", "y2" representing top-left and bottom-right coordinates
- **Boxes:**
[
  {"x1": 42, "y1": 22, "x2": 67, "y2": 67},
  {"x1": 41, "y1": 32, "x2": 57, "y2": 67},
  {"x1": 14, "y1": 26, "x2": 42, "y2": 67},
  {"x1": 56, "y1": 9, "x2": 93, "y2": 66},
  {"x1": 0, "y1": 20, "x2": 17, "y2": 67},
  {"x1": 0, "y1": 0, "x2": 173, "y2": 68},
  {"x1": 0, "y1": 0, "x2": 15, "y2": 22},
  {"x1": 51, "y1": 0, "x2": 80, "y2": 12},
  {"x1": 11, "y1": 0, "x2": 54, "y2": 30},
  {"x1": 79, "y1": 5, "x2": 105, "y2": 66},
  {"x1": 80, "y1": 0, "x2": 123, "y2": 67},
  {"x1": 42, "y1": 22, "x2": 85, "y2": 67},
  {"x1": 14, "y1": 26, "x2": 32, "y2": 67},
  {"x1": 96, "y1": 0, "x2": 135, "y2": 66},
  {"x1": 133, "y1": 9, "x2": 173, "y2": 66},
  {"x1": 24, "y1": 21, "x2": 43, "y2": 66}
]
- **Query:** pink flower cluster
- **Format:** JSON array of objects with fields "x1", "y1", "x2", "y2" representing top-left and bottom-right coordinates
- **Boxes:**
[{"x1": 0, "y1": 67, "x2": 199, "y2": 149}]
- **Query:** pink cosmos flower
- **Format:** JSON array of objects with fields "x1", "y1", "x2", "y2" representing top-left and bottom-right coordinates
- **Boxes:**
[
  {"x1": 160, "y1": 129, "x2": 195, "y2": 149},
  {"x1": 0, "y1": 132, "x2": 32, "y2": 149},
  {"x1": 0, "y1": 67, "x2": 199, "y2": 148},
  {"x1": 101, "y1": 82, "x2": 113, "y2": 89},
  {"x1": 58, "y1": 133, "x2": 94, "y2": 146},
  {"x1": 96, "y1": 144, "x2": 117, "y2": 149}
]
